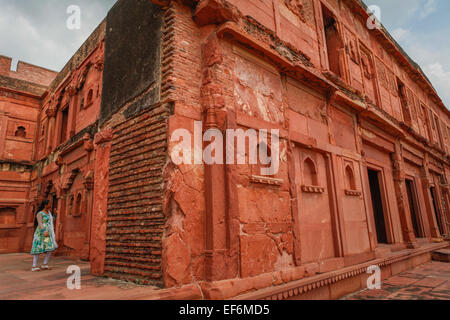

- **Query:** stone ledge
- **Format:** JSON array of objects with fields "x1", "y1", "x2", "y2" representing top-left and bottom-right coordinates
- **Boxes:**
[
  {"x1": 231, "y1": 242, "x2": 448, "y2": 300},
  {"x1": 432, "y1": 249, "x2": 450, "y2": 263},
  {"x1": 132, "y1": 242, "x2": 448, "y2": 300}
]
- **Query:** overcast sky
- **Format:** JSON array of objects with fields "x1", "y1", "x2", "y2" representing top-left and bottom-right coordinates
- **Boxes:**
[{"x1": 0, "y1": 0, "x2": 448, "y2": 107}]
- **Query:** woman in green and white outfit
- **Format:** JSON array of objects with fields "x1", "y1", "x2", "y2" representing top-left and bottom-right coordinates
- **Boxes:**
[{"x1": 30, "y1": 200, "x2": 58, "y2": 271}]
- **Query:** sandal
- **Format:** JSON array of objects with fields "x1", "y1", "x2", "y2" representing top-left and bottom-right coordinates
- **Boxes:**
[
  {"x1": 31, "y1": 267, "x2": 41, "y2": 272},
  {"x1": 40, "y1": 265, "x2": 50, "y2": 270}
]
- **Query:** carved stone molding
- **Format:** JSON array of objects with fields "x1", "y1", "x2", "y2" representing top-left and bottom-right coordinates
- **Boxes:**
[
  {"x1": 46, "y1": 108, "x2": 57, "y2": 118},
  {"x1": 345, "y1": 189, "x2": 362, "y2": 197},
  {"x1": 83, "y1": 133, "x2": 94, "y2": 152},
  {"x1": 250, "y1": 175, "x2": 283, "y2": 186},
  {"x1": 55, "y1": 156, "x2": 64, "y2": 167},
  {"x1": 301, "y1": 185, "x2": 325, "y2": 193}
]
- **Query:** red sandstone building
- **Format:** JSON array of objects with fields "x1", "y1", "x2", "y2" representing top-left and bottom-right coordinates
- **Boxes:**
[{"x1": 0, "y1": 0, "x2": 449, "y2": 299}]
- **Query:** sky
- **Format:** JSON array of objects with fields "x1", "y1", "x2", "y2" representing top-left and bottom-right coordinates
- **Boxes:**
[
  {"x1": 365, "y1": 0, "x2": 450, "y2": 107},
  {"x1": 0, "y1": 0, "x2": 448, "y2": 107}
]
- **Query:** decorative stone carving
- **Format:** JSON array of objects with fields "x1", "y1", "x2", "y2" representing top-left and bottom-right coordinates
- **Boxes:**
[
  {"x1": 45, "y1": 107, "x2": 57, "y2": 118},
  {"x1": 94, "y1": 129, "x2": 113, "y2": 145},
  {"x1": 250, "y1": 175, "x2": 283, "y2": 186},
  {"x1": 94, "y1": 56, "x2": 104, "y2": 71},
  {"x1": 360, "y1": 52, "x2": 372, "y2": 79},
  {"x1": 55, "y1": 156, "x2": 64, "y2": 167},
  {"x1": 301, "y1": 185, "x2": 325, "y2": 193},
  {"x1": 83, "y1": 171, "x2": 94, "y2": 190},
  {"x1": 285, "y1": 0, "x2": 306, "y2": 22},
  {"x1": 347, "y1": 39, "x2": 359, "y2": 63},
  {"x1": 345, "y1": 190, "x2": 362, "y2": 197},
  {"x1": 83, "y1": 133, "x2": 94, "y2": 152},
  {"x1": 67, "y1": 85, "x2": 77, "y2": 97}
]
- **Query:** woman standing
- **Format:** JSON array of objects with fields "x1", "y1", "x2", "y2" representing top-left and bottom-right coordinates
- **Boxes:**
[{"x1": 30, "y1": 199, "x2": 58, "y2": 272}]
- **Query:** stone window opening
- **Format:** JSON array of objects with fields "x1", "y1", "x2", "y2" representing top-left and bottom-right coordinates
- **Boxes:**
[
  {"x1": 303, "y1": 157, "x2": 318, "y2": 186},
  {"x1": 86, "y1": 89, "x2": 94, "y2": 107},
  {"x1": 250, "y1": 142, "x2": 283, "y2": 186},
  {"x1": 322, "y1": 4, "x2": 343, "y2": 78},
  {"x1": 60, "y1": 106, "x2": 69, "y2": 144},
  {"x1": 345, "y1": 165, "x2": 356, "y2": 190},
  {"x1": 397, "y1": 78, "x2": 412, "y2": 125},
  {"x1": 15, "y1": 126, "x2": 26, "y2": 138},
  {"x1": 344, "y1": 164, "x2": 361, "y2": 196},
  {"x1": 68, "y1": 195, "x2": 74, "y2": 216},
  {"x1": 75, "y1": 193, "x2": 82, "y2": 216},
  {"x1": 301, "y1": 157, "x2": 324, "y2": 193},
  {"x1": 79, "y1": 97, "x2": 85, "y2": 111}
]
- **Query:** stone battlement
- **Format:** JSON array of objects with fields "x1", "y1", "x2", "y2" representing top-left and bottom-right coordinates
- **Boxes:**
[{"x1": 0, "y1": 55, "x2": 57, "y2": 87}]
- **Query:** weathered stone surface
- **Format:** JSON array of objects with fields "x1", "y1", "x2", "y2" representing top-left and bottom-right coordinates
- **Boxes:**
[
  {"x1": 100, "y1": 0, "x2": 163, "y2": 125},
  {"x1": 1, "y1": 0, "x2": 450, "y2": 302}
]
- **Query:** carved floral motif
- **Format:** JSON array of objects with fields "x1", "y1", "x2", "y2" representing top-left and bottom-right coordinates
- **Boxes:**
[{"x1": 284, "y1": 0, "x2": 306, "y2": 23}]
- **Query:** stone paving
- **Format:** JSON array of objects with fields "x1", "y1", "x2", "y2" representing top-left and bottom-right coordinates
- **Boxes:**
[
  {"x1": 0, "y1": 253, "x2": 159, "y2": 300},
  {"x1": 342, "y1": 260, "x2": 450, "y2": 300},
  {"x1": 1, "y1": 253, "x2": 449, "y2": 300}
]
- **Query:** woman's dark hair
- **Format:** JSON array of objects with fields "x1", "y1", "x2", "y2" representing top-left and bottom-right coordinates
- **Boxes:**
[{"x1": 34, "y1": 200, "x2": 49, "y2": 229}]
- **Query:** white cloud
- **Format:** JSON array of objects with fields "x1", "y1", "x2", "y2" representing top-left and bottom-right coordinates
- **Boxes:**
[
  {"x1": 423, "y1": 63, "x2": 450, "y2": 105},
  {"x1": 391, "y1": 28, "x2": 411, "y2": 42},
  {"x1": 419, "y1": 0, "x2": 436, "y2": 20},
  {"x1": 0, "y1": 0, "x2": 116, "y2": 71}
]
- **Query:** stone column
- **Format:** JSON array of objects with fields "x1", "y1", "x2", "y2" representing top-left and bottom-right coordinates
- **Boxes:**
[
  {"x1": 0, "y1": 111, "x2": 8, "y2": 158},
  {"x1": 45, "y1": 108, "x2": 57, "y2": 154},
  {"x1": 392, "y1": 142, "x2": 418, "y2": 248},
  {"x1": 201, "y1": 33, "x2": 234, "y2": 281},
  {"x1": 420, "y1": 153, "x2": 441, "y2": 238},
  {"x1": 89, "y1": 129, "x2": 113, "y2": 276}
]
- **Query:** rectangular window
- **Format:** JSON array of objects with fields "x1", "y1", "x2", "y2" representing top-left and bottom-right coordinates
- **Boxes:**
[
  {"x1": 60, "y1": 107, "x2": 69, "y2": 144},
  {"x1": 322, "y1": 4, "x2": 342, "y2": 77},
  {"x1": 397, "y1": 78, "x2": 411, "y2": 125}
]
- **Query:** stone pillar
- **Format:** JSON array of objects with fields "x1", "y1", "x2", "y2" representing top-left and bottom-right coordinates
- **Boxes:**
[
  {"x1": 0, "y1": 111, "x2": 8, "y2": 158},
  {"x1": 89, "y1": 129, "x2": 113, "y2": 276},
  {"x1": 201, "y1": 33, "x2": 233, "y2": 281},
  {"x1": 392, "y1": 142, "x2": 418, "y2": 248},
  {"x1": 45, "y1": 108, "x2": 57, "y2": 154},
  {"x1": 68, "y1": 86, "x2": 78, "y2": 138},
  {"x1": 420, "y1": 153, "x2": 441, "y2": 238}
]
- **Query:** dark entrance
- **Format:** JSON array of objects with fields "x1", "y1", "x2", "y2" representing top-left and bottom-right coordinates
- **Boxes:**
[
  {"x1": 430, "y1": 187, "x2": 445, "y2": 235},
  {"x1": 51, "y1": 193, "x2": 58, "y2": 223},
  {"x1": 368, "y1": 169, "x2": 388, "y2": 243},
  {"x1": 405, "y1": 180, "x2": 423, "y2": 238}
]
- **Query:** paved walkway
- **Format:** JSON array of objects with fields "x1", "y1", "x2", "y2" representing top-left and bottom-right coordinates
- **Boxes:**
[
  {"x1": 0, "y1": 253, "x2": 159, "y2": 300},
  {"x1": 342, "y1": 260, "x2": 450, "y2": 300},
  {"x1": 1, "y1": 253, "x2": 449, "y2": 300}
]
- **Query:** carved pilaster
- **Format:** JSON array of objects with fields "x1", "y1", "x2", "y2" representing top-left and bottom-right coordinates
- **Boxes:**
[
  {"x1": 421, "y1": 153, "x2": 441, "y2": 238},
  {"x1": 392, "y1": 142, "x2": 417, "y2": 247},
  {"x1": 46, "y1": 108, "x2": 57, "y2": 118},
  {"x1": 201, "y1": 33, "x2": 237, "y2": 281}
]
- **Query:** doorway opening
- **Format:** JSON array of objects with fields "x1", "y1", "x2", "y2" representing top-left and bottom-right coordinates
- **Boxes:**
[
  {"x1": 430, "y1": 187, "x2": 444, "y2": 235},
  {"x1": 368, "y1": 169, "x2": 388, "y2": 243},
  {"x1": 405, "y1": 179, "x2": 423, "y2": 238}
]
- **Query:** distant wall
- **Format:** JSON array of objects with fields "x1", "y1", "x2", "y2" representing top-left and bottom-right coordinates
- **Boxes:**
[{"x1": 0, "y1": 55, "x2": 57, "y2": 87}]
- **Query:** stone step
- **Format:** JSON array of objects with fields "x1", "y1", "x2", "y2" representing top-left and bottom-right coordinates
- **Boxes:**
[{"x1": 432, "y1": 248, "x2": 450, "y2": 262}]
